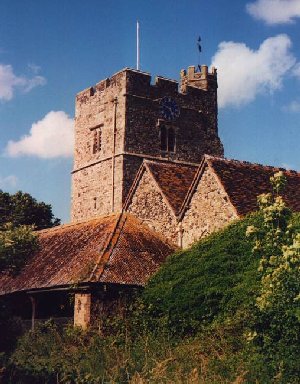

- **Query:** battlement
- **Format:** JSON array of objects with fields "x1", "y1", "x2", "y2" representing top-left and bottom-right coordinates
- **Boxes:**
[
  {"x1": 155, "y1": 76, "x2": 178, "y2": 92},
  {"x1": 76, "y1": 68, "x2": 126, "y2": 102},
  {"x1": 76, "y1": 66, "x2": 217, "y2": 106},
  {"x1": 180, "y1": 65, "x2": 217, "y2": 93}
]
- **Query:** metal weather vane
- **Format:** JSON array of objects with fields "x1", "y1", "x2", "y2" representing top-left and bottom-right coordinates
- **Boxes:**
[{"x1": 197, "y1": 35, "x2": 202, "y2": 69}]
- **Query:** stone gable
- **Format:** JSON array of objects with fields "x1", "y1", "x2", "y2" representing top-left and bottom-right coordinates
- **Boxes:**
[
  {"x1": 125, "y1": 158, "x2": 239, "y2": 248},
  {"x1": 181, "y1": 164, "x2": 238, "y2": 248},
  {"x1": 126, "y1": 167, "x2": 178, "y2": 245}
]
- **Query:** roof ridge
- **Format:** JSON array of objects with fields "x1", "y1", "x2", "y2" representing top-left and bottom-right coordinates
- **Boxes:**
[
  {"x1": 145, "y1": 159, "x2": 197, "y2": 168},
  {"x1": 89, "y1": 212, "x2": 127, "y2": 282},
  {"x1": 123, "y1": 163, "x2": 147, "y2": 210},
  {"x1": 206, "y1": 155, "x2": 300, "y2": 174},
  {"x1": 37, "y1": 213, "x2": 120, "y2": 234},
  {"x1": 178, "y1": 156, "x2": 207, "y2": 220}
]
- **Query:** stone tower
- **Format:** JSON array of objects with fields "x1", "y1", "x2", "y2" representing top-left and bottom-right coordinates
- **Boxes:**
[{"x1": 71, "y1": 65, "x2": 224, "y2": 222}]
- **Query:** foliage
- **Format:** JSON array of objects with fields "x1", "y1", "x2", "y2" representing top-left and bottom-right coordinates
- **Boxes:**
[
  {"x1": 7, "y1": 320, "x2": 251, "y2": 384},
  {"x1": 0, "y1": 223, "x2": 38, "y2": 275},
  {"x1": 0, "y1": 190, "x2": 52, "y2": 360},
  {"x1": 246, "y1": 171, "x2": 300, "y2": 381},
  {"x1": 0, "y1": 190, "x2": 60, "y2": 230},
  {"x1": 0, "y1": 224, "x2": 38, "y2": 360},
  {"x1": 2, "y1": 174, "x2": 300, "y2": 383},
  {"x1": 142, "y1": 213, "x2": 262, "y2": 335},
  {"x1": 0, "y1": 189, "x2": 57, "y2": 275}
]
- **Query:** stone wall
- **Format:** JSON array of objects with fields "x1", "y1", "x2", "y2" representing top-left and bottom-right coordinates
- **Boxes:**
[
  {"x1": 71, "y1": 69, "x2": 127, "y2": 221},
  {"x1": 74, "y1": 70, "x2": 127, "y2": 170},
  {"x1": 127, "y1": 168, "x2": 178, "y2": 244},
  {"x1": 71, "y1": 157, "x2": 124, "y2": 221},
  {"x1": 74, "y1": 292, "x2": 91, "y2": 329},
  {"x1": 181, "y1": 165, "x2": 238, "y2": 248}
]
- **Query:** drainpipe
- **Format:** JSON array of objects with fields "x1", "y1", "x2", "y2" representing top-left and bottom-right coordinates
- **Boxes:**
[{"x1": 111, "y1": 97, "x2": 118, "y2": 212}]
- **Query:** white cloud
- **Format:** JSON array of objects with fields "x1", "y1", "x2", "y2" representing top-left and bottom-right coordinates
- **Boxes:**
[
  {"x1": 282, "y1": 100, "x2": 300, "y2": 112},
  {"x1": 0, "y1": 64, "x2": 46, "y2": 101},
  {"x1": 27, "y1": 63, "x2": 41, "y2": 75},
  {"x1": 5, "y1": 111, "x2": 74, "y2": 159},
  {"x1": 246, "y1": 0, "x2": 300, "y2": 25},
  {"x1": 0, "y1": 175, "x2": 18, "y2": 189},
  {"x1": 211, "y1": 34, "x2": 296, "y2": 108},
  {"x1": 292, "y1": 62, "x2": 300, "y2": 79}
]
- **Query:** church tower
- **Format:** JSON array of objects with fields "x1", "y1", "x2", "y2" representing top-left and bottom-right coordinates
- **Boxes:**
[{"x1": 71, "y1": 65, "x2": 224, "y2": 222}]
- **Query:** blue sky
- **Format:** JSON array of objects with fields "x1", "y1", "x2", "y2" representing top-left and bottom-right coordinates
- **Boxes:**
[{"x1": 0, "y1": 0, "x2": 300, "y2": 223}]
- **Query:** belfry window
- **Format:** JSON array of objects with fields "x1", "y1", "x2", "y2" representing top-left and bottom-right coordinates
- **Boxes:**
[
  {"x1": 160, "y1": 125, "x2": 167, "y2": 151},
  {"x1": 160, "y1": 124, "x2": 176, "y2": 153},
  {"x1": 168, "y1": 127, "x2": 175, "y2": 152}
]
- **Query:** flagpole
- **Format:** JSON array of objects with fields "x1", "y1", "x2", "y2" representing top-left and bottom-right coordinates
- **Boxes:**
[{"x1": 136, "y1": 21, "x2": 140, "y2": 70}]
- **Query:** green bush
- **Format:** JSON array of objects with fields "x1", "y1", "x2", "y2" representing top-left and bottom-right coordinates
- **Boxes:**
[
  {"x1": 142, "y1": 213, "x2": 263, "y2": 335},
  {"x1": 7, "y1": 320, "x2": 250, "y2": 384},
  {"x1": 245, "y1": 173, "x2": 300, "y2": 382}
]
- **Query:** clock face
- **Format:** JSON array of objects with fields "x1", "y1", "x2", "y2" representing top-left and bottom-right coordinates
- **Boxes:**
[{"x1": 159, "y1": 97, "x2": 180, "y2": 121}]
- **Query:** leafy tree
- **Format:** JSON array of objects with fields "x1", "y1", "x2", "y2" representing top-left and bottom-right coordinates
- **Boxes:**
[
  {"x1": 0, "y1": 223, "x2": 38, "y2": 275},
  {"x1": 0, "y1": 190, "x2": 58, "y2": 274},
  {"x1": 0, "y1": 190, "x2": 54, "y2": 361},
  {"x1": 247, "y1": 171, "x2": 300, "y2": 381},
  {"x1": 0, "y1": 190, "x2": 60, "y2": 230}
]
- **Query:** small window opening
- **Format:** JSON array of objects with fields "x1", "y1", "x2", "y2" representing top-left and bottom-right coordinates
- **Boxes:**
[
  {"x1": 160, "y1": 124, "x2": 176, "y2": 153},
  {"x1": 92, "y1": 128, "x2": 102, "y2": 154},
  {"x1": 94, "y1": 197, "x2": 97, "y2": 209},
  {"x1": 168, "y1": 127, "x2": 175, "y2": 152},
  {"x1": 160, "y1": 125, "x2": 167, "y2": 151}
]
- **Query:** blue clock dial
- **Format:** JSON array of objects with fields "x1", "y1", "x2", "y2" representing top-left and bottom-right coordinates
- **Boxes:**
[{"x1": 159, "y1": 97, "x2": 180, "y2": 121}]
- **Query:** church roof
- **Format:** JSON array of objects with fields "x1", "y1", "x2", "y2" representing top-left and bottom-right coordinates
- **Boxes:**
[
  {"x1": 206, "y1": 156, "x2": 300, "y2": 216},
  {"x1": 0, "y1": 213, "x2": 176, "y2": 296},
  {"x1": 127, "y1": 156, "x2": 300, "y2": 222},
  {"x1": 146, "y1": 161, "x2": 197, "y2": 214}
]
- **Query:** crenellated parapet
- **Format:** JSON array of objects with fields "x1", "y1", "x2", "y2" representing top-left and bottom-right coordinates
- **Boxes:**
[
  {"x1": 76, "y1": 66, "x2": 218, "y2": 108},
  {"x1": 180, "y1": 65, "x2": 217, "y2": 93}
]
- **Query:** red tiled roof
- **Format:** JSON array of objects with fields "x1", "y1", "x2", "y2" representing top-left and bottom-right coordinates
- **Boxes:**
[
  {"x1": 0, "y1": 213, "x2": 176, "y2": 296},
  {"x1": 207, "y1": 156, "x2": 300, "y2": 216},
  {"x1": 145, "y1": 161, "x2": 197, "y2": 215},
  {"x1": 99, "y1": 214, "x2": 175, "y2": 285}
]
